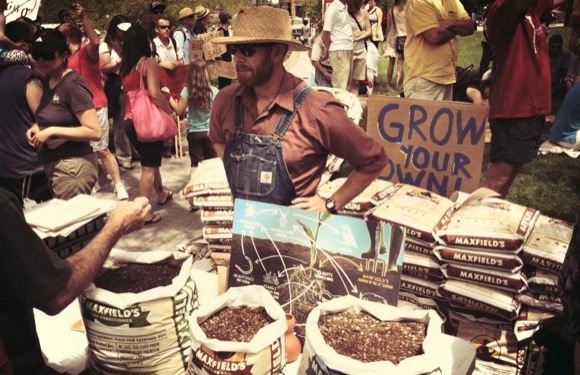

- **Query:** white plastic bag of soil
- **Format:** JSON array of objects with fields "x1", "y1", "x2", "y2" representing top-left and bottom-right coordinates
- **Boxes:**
[
  {"x1": 187, "y1": 285, "x2": 287, "y2": 375},
  {"x1": 299, "y1": 295, "x2": 474, "y2": 375},
  {"x1": 80, "y1": 249, "x2": 199, "y2": 374}
]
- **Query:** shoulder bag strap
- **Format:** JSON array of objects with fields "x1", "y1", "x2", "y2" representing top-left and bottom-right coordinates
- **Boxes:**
[
  {"x1": 349, "y1": 11, "x2": 368, "y2": 51},
  {"x1": 137, "y1": 57, "x2": 147, "y2": 90}
]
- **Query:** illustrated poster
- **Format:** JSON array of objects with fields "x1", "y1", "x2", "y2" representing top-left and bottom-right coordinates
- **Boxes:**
[{"x1": 228, "y1": 199, "x2": 406, "y2": 336}]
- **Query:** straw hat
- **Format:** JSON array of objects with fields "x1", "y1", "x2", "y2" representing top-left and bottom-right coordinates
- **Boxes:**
[
  {"x1": 178, "y1": 7, "x2": 196, "y2": 20},
  {"x1": 194, "y1": 5, "x2": 210, "y2": 20},
  {"x1": 212, "y1": 7, "x2": 309, "y2": 52}
]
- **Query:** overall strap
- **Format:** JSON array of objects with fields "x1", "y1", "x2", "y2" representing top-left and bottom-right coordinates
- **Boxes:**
[{"x1": 271, "y1": 85, "x2": 313, "y2": 142}]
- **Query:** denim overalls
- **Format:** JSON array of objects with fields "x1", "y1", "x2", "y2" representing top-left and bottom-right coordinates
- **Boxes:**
[{"x1": 223, "y1": 85, "x2": 313, "y2": 205}]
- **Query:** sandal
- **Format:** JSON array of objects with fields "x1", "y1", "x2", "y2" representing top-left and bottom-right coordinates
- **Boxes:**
[
  {"x1": 144, "y1": 214, "x2": 162, "y2": 225},
  {"x1": 158, "y1": 190, "x2": 173, "y2": 206},
  {"x1": 119, "y1": 162, "x2": 134, "y2": 170}
]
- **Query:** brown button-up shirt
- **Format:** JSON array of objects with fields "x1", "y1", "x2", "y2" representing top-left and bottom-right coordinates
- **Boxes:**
[{"x1": 209, "y1": 71, "x2": 389, "y2": 197}]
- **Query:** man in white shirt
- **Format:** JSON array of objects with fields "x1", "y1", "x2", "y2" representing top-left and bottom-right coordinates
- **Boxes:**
[
  {"x1": 152, "y1": 16, "x2": 183, "y2": 158},
  {"x1": 152, "y1": 16, "x2": 183, "y2": 70},
  {"x1": 321, "y1": 0, "x2": 354, "y2": 90}
]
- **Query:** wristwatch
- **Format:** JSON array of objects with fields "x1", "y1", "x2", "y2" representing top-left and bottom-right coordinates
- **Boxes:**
[{"x1": 325, "y1": 197, "x2": 338, "y2": 214}]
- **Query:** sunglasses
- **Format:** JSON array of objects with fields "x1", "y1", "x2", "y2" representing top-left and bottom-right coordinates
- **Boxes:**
[
  {"x1": 231, "y1": 43, "x2": 276, "y2": 57},
  {"x1": 156, "y1": 25, "x2": 171, "y2": 30},
  {"x1": 550, "y1": 45, "x2": 562, "y2": 50},
  {"x1": 31, "y1": 51, "x2": 57, "y2": 61},
  {"x1": 151, "y1": 10, "x2": 164, "y2": 14}
]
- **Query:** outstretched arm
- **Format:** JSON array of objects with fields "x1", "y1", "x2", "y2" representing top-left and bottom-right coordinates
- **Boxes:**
[
  {"x1": 39, "y1": 198, "x2": 151, "y2": 315},
  {"x1": 73, "y1": 3, "x2": 100, "y2": 61}
]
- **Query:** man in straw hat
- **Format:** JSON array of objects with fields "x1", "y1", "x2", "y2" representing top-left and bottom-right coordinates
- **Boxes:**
[
  {"x1": 174, "y1": 7, "x2": 197, "y2": 64},
  {"x1": 208, "y1": 6, "x2": 388, "y2": 213},
  {"x1": 193, "y1": 5, "x2": 210, "y2": 35}
]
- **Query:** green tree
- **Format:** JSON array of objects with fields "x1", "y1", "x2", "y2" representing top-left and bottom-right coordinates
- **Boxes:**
[{"x1": 38, "y1": 0, "x2": 250, "y2": 33}]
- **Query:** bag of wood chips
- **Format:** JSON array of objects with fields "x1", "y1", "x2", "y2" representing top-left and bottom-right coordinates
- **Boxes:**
[
  {"x1": 299, "y1": 295, "x2": 474, "y2": 375},
  {"x1": 81, "y1": 250, "x2": 198, "y2": 374},
  {"x1": 187, "y1": 285, "x2": 287, "y2": 375}
]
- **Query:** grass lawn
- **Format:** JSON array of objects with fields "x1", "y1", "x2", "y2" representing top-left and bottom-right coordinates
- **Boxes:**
[{"x1": 372, "y1": 27, "x2": 580, "y2": 223}]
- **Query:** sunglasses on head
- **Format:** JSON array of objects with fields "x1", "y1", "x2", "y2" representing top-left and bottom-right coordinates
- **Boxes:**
[
  {"x1": 157, "y1": 25, "x2": 170, "y2": 29},
  {"x1": 230, "y1": 43, "x2": 276, "y2": 57},
  {"x1": 31, "y1": 51, "x2": 57, "y2": 61}
]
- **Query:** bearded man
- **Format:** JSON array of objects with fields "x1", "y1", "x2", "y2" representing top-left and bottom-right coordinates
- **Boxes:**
[{"x1": 208, "y1": 6, "x2": 388, "y2": 214}]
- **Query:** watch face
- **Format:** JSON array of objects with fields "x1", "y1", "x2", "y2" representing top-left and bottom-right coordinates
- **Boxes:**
[{"x1": 326, "y1": 198, "x2": 336, "y2": 212}]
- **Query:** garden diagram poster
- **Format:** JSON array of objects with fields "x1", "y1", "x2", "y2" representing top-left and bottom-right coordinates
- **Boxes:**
[{"x1": 228, "y1": 199, "x2": 406, "y2": 334}]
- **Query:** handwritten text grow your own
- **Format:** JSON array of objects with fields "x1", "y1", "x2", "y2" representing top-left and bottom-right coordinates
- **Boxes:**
[{"x1": 376, "y1": 102, "x2": 487, "y2": 196}]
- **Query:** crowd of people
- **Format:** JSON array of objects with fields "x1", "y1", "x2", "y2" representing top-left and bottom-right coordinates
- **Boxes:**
[
  {"x1": 310, "y1": 0, "x2": 579, "y2": 199},
  {"x1": 1, "y1": 0, "x2": 580, "y2": 373}
]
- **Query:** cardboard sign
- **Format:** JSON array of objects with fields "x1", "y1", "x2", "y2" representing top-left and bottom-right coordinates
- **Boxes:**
[
  {"x1": 197, "y1": 31, "x2": 227, "y2": 61},
  {"x1": 228, "y1": 199, "x2": 406, "y2": 336},
  {"x1": 190, "y1": 39, "x2": 205, "y2": 61},
  {"x1": 206, "y1": 59, "x2": 237, "y2": 79},
  {"x1": 367, "y1": 96, "x2": 488, "y2": 197},
  {"x1": 6, "y1": 0, "x2": 41, "y2": 22}
]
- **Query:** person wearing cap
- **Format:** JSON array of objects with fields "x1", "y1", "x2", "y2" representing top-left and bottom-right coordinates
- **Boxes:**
[
  {"x1": 100, "y1": 15, "x2": 135, "y2": 171},
  {"x1": 146, "y1": 1, "x2": 166, "y2": 40},
  {"x1": 0, "y1": 20, "x2": 51, "y2": 206},
  {"x1": 217, "y1": 11, "x2": 233, "y2": 89},
  {"x1": 174, "y1": 7, "x2": 196, "y2": 64},
  {"x1": 58, "y1": 3, "x2": 128, "y2": 200},
  {"x1": 26, "y1": 28, "x2": 101, "y2": 200},
  {"x1": 208, "y1": 6, "x2": 388, "y2": 213},
  {"x1": 193, "y1": 5, "x2": 210, "y2": 35}
]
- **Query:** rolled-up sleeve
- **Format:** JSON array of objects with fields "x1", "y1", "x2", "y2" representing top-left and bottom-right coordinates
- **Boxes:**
[{"x1": 309, "y1": 93, "x2": 389, "y2": 175}]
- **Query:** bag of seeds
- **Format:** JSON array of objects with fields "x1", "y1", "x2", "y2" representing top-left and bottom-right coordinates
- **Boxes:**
[
  {"x1": 369, "y1": 184, "x2": 455, "y2": 244},
  {"x1": 299, "y1": 295, "x2": 473, "y2": 375},
  {"x1": 81, "y1": 250, "x2": 198, "y2": 375},
  {"x1": 187, "y1": 285, "x2": 287, "y2": 375},
  {"x1": 521, "y1": 214, "x2": 573, "y2": 273},
  {"x1": 316, "y1": 177, "x2": 393, "y2": 216},
  {"x1": 435, "y1": 190, "x2": 539, "y2": 252}
]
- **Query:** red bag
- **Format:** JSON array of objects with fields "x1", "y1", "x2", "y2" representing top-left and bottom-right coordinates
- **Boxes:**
[{"x1": 126, "y1": 59, "x2": 177, "y2": 142}]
